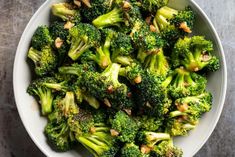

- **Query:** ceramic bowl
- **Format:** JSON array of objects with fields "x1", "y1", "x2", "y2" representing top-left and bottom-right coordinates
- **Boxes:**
[{"x1": 13, "y1": 0, "x2": 227, "y2": 156}]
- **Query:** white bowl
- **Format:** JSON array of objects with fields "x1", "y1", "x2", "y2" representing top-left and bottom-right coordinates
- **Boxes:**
[{"x1": 13, "y1": 0, "x2": 227, "y2": 157}]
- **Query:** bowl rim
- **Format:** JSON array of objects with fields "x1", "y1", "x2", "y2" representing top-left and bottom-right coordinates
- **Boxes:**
[{"x1": 13, "y1": 0, "x2": 227, "y2": 156}]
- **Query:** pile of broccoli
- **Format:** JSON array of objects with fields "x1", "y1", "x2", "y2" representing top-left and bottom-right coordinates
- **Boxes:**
[{"x1": 26, "y1": 0, "x2": 220, "y2": 156}]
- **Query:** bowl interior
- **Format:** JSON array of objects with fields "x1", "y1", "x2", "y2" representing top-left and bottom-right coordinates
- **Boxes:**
[{"x1": 13, "y1": 0, "x2": 227, "y2": 157}]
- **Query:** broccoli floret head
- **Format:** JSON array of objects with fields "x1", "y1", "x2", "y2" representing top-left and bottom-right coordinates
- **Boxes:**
[
  {"x1": 111, "y1": 32, "x2": 134, "y2": 63},
  {"x1": 84, "y1": 29, "x2": 115, "y2": 68},
  {"x1": 150, "y1": 139, "x2": 183, "y2": 157},
  {"x1": 165, "y1": 117, "x2": 196, "y2": 136},
  {"x1": 45, "y1": 120, "x2": 74, "y2": 152},
  {"x1": 133, "y1": 71, "x2": 168, "y2": 117},
  {"x1": 80, "y1": 0, "x2": 113, "y2": 22},
  {"x1": 143, "y1": 48, "x2": 170, "y2": 78},
  {"x1": 141, "y1": 0, "x2": 168, "y2": 12},
  {"x1": 49, "y1": 21, "x2": 70, "y2": 65},
  {"x1": 172, "y1": 36, "x2": 220, "y2": 72},
  {"x1": 173, "y1": 92, "x2": 212, "y2": 124},
  {"x1": 110, "y1": 111, "x2": 138, "y2": 142},
  {"x1": 137, "y1": 131, "x2": 170, "y2": 147},
  {"x1": 27, "y1": 77, "x2": 55, "y2": 115},
  {"x1": 166, "y1": 67, "x2": 207, "y2": 99},
  {"x1": 68, "y1": 109, "x2": 95, "y2": 136},
  {"x1": 121, "y1": 143, "x2": 142, "y2": 157},
  {"x1": 68, "y1": 23, "x2": 101, "y2": 60},
  {"x1": 154, "y1": 6, "x2": 195, "y2": 34},
  {"x1": 92, "y1": 8, "x2": 124, "y2": 28},
  {"x1": 27, "y1": 46, "x2": 58, "y2": 76},
  {"x1": 31, "y1": 26, "x2": 53, "y2": 50},
  {"x1": 135, "y1": 115, "x2": 163, "y2": 132},
  {"x1": 82, "y1": 63, "x2": 134, "y2": 110},
  {"x1": 51, "y1": 3, "x2": 81, "y2": 24},
  {"x1": 76, "y1": 123, "x2": 119, "y2": 157}
]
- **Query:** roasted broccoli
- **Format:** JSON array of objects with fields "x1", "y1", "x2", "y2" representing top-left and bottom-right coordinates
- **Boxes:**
[
  {"x1": 27, "y1": 46, "x2": 58, "y2": 76},
  {"x1": 68, "y1": 23, "x2": 101, "y2": 60},
  {"x1": 83, "y1": 29, "x2": 114, "y2": 68},
  {"x1": 172, "y1": 36, "x2": 220, "y2": 72},
  {"x1": 82, "y1": 63, "x2": 134, "y2": 110},
  {"x1": 111, "y1": 32, "x2": 134, "y2": 65},
  {"x1": 51, "y1": 3, "x2": 81, "y2": 24},
  {"x1": 31, "y1": 26, "x2": 53, "y2": 50},
  {"x1": 26, "y1": 1, "x2": 219, "y2": 156},
  {"x1": 110, "y1": 111, "x2": 139, "y2": 143},
  {"x1": 140, "y1": 0, "x2": 168, "y2": 12},
  {"x1": 121, "y1": 143, "x2": 142, "y2": 157},
  {"x1": 162, "y1": 67, "x2": 207, "y2": 99},
  {"x1": 137, "y1": 131, "x2": 170, "y2": 147},
  {"x1": 44, "y1": 92, "x2": 79, "y2": 151},
  {"x1": 27, "y1": 78, "x2": 55, "y2": 115},
  {"x1": 150, "y1": 139, "x2": 183, "y2": 157}
]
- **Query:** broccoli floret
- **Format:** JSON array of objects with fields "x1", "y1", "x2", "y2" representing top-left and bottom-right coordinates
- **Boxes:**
[
  {"x1": 68, "y1": 23, "x2": 101, "y2": 60},
  {"x1": 82, "y1": 63, "x2": 134, "y2": 110},
  {"x1": 170, "y1": 92, "x2": 212, "y2": 124},
  {"x1": 76, "y1": 123, "x2": 119, "y2": 157},
  {"x1": 73, "y1": 84, "x2": 101, "y2": 109},
  {"x1": 137, "y1": 131, "x2": 170, "y2": 147},
  {"x1": 172, "y1": 36, "x2": 220, "y2": 72},
  {"x1": 150, "y1": 139, "x2": 183, "y2": 157},
  {"x1": 27, "y1": 46, "x2": 58, "y2": 76},
  {"x1": 44, "y1": 92, "x2": 79, "y2": 151},
  {"x1": 84, "y1": 29, "x2": 114, "y2": 68},
  {"x1": 119, "y1": 62, "x2": 143, "y2": 84},
  {"x1": 27, "y1": 78, "x2": 55, "y2": 115},
  {"x1": 51, "y1": 3, "x2": 81, "y2": 24},
  {"x1": 110, "y1": 111, "x2": 138, "y2": 143},
  {"x1": 92, "y1": 8, "x2": 124, "y2": 28},
  {"x1": 68, "y1": 109, "x2": 95, "y2": 136},
  {"x1": 154, "y1": 6, "x2": 195, "y2": 34},
  {"x1": 131, "y1": 22, "x2": 164, "y2": 63},
  {"x1": 143, "y1": 48, "x2": 170, "y2": 78},
  {"x1": 31, "y1": 26, "x2": 53, "y2": 50},
  {"x1": 42, "y1": 78, "x2": 70, "y2": 92},
  {"x1": 111, "y1": 32, "x2": 134, "y2": 65},
  {"x1": 59, "y1": 63, "x2": 97, "y2": 77},
  {"x1": 49, "y1": 21, "x2": 70, "y2": 65},
  {"x1": 45, "y1": 120, "x2": 74, "y2": 152},
  {"x1": 140, "y1": 0, "x2": 168, "y2": 12},
  {"x1": 135, "y1": 115, "x2": 163, "y2": 132},
  {"x1": 121, "y1": 143, "x2": 142, "y2": 157},
  {"x1": 163, "y1": 67, "x2": 207, "y2": 99},
  {"x1": 80, "y1": 0, "x2": 113, "y2": 22},
  {"x1": 165, "y1": 117, "x2": 196, "y2": 136},
  {"x1": 134, "y1": 71, "x2": 168, "y2": 117},
  {"x1": 119, "y1": 63, "x2": 170, "y2": 116}
]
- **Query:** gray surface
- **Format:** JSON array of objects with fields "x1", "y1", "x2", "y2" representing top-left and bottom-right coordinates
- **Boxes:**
[{"x1": 0, "y1": 0, "x2": 234, "y2": 156}]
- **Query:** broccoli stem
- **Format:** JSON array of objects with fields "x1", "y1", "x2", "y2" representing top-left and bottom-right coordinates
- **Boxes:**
[
  {"x1": 154, "y1": 6, "x2": 178, "y2": 30},
  {"x1": 43, "y1": 82, "x2": 67, "y2": 91},
  {"x1": 94, "y1": 47, "x2": 111, "y2": 69},
  {"x1": 145, "y1": 132, "x2": 171, "y2": 147},
  {"x1": 102, "y1": 63, "x2": 121, "y2": 81},
  {"x1": 69, "y1": 38, "x2": 90, "y2": 61},
  {"x1": 92, "y1": 8, "x2": 123, "y2": 28},
  {"x1": 83, "y1": 93, "x2": 100, "y2": 109},
  {"x1": 183, "y1": 124, "x2": 196, "y2": 130},
  {"x1": 36, "y1": 87, "x2": 53, "y2": 115},
  {"x1": 58, "y1": 66, "x2": 80, "y2": 76},
  {"x1": 51, "y1": 3, "x2": 76, "y2": 21},
  {"x1": 169, "y1": 111, "x2": 186, "y2": 118},
  {"x1": 28, "y1": 48, "x2": 41, "y2": 63},
  {"x1": 137, "y1": 49, "x2": 149, "y2": 63},
  {"x1": 115, "y1": 56, "x2": 133, "y2": 66}
]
